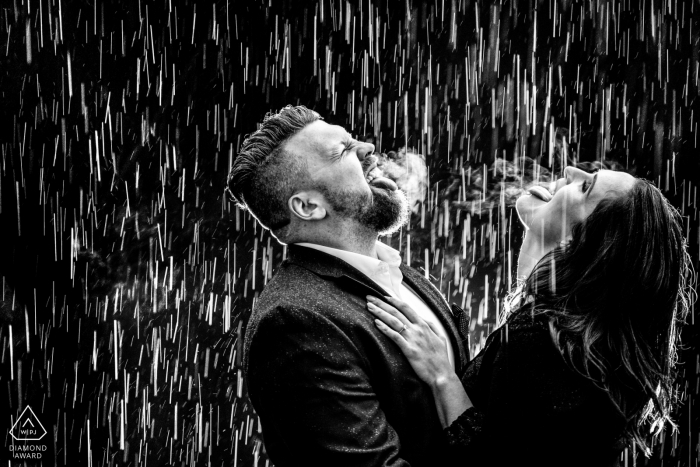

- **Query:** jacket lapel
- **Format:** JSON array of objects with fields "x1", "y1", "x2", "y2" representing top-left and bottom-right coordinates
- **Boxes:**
[
  {"x1": 287, "y1": 244, "x2": 468, "y2": 372},
  {"x1": 399, "y1": 265, "x2": 469, "y2": 373}
]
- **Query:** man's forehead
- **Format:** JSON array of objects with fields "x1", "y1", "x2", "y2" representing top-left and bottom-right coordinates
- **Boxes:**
[
  {"x1": 289, "y1": 121, "x2": 348, "y2": 151},
  {"x1": 307, "y1": 121, "x2": 349, "y2": 141}
]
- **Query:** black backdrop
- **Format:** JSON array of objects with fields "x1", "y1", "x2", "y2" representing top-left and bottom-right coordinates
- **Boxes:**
[{"x1": 1, "y1": 0, "x2": 698, "y2": 465}]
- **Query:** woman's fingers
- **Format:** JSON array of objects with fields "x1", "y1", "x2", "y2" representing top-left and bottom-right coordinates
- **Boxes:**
[
  {"x1": 424, "y1": 319, "x2": 443, "y2": 339},
  {"x1": 381, "y1": 295, "x2": 422, "y2": 324},
  {"x1": 373, "y1": 319, "x2": 410, "y2": 351},
  {"x1": 373, "y1": 310, "x2": 454, "y2": 389},
  {"x1": 366, "y1": 296, "x2": 411, "y2": 327},
  {"x1": 366, "y1": 302, "x2": 409, "y2": 335}
]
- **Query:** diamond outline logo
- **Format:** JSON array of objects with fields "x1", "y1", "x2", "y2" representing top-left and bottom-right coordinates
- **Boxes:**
[{"x1": 10, "y1": 406, "x2": 46, "y2": 441}]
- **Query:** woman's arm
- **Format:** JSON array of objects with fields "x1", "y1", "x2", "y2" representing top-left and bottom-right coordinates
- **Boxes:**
[
  {"x1": 429, "y1": 372, "x2": 474, "y2": 428},
  {"x1": 367, "y1": 295, "x2": 474, "y2": 427}
]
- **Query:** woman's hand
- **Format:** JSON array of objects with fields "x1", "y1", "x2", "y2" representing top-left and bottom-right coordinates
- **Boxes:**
[
  {"x1": 366, "y1": 295, "x2": 454, "y2": 388},
  {"x1": 367, "y1": 295, "x2": 474, "y2": 428}
]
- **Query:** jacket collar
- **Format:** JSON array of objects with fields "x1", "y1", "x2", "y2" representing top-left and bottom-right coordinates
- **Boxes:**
[
  {"x1": 399, "y1": 265, "x2": 469, "y2": 373},
  {"x1": 287, "y1": 244, "x2": 390, "y2": 297}
]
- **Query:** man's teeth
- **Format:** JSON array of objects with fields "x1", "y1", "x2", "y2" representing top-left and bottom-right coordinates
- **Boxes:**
[{"x1": 366, "y1": 167, "x2": 382, "y2": 183}]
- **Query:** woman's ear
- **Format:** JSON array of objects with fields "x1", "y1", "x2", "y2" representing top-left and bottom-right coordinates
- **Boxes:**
[
  {"x1": 288, "y1": 191, "x2": 327, "y2": 222},
  {"x1": 558, "y1": 236, "x2": 572, "y2": 248}
]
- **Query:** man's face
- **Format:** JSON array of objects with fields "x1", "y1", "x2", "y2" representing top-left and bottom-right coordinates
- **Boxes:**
[{"x1": 286, "y1": 120, "x2": 409, "y2": 235}]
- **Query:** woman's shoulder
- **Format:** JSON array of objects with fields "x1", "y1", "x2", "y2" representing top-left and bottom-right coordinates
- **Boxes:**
[
  {"x1": 497, "y1": 306, "x2": 628, "y2": 413},
  {"x1": 460, "y1": 306, "x2": 553, "y2": 399},
  {"x1": 460, "y1": 304, "x2": 631, "y2": 458},
  {"x1": 493, "y1": 305, "x2": 554, "y2": 348},
  {"x1": 464, "y1": 305, "x2": 551, "y2": 371}
]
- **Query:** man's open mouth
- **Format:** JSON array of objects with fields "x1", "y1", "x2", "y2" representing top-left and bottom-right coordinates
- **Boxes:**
[
  {"x1": 365, "y1": 164, "x2": 398, "y2": 191},
  {"x1": 366, "y1": 166, "x2": 381, "y2": 183}
]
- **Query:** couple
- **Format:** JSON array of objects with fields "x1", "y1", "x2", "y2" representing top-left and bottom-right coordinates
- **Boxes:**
[{"x1": 227, "y1": 105, "x2": 691, "y2": 466}]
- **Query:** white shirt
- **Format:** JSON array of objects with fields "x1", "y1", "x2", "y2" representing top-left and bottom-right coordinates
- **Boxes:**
[{"x1": 296, "y1": 241, "x2": 455, "y2": 369}]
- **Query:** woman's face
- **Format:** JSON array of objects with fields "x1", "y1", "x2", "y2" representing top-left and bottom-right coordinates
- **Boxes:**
[{"x1": 516, "y1": 167, "x2": 636, "y2": 245}]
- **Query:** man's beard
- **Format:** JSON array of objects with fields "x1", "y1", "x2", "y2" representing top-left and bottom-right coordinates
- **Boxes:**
[{"x1": 318, "y1": 184, "x2": 410, "y2": 236}]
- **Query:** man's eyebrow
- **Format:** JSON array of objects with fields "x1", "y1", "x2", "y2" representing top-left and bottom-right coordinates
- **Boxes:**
[
  {"x1": 338, "y1": 135, "x2": 357, "y2": 151},
  {"x1": 586, "y1": 172, "x2": 599, "y2": 199},
  {"x1": 327, "y1": 134, "x2": 356, "y2": 161}
]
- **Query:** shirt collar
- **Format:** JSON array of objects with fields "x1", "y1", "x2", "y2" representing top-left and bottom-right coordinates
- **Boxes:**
[
  {"x1": 295, "y1": 241, "x2": 401, "y2": 278},
  {"x1": 374, "y1": 240, "x2": 402, "y2": 268}
]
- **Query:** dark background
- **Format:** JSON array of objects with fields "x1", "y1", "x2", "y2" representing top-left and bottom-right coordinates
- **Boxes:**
[{"x1": 0, "y1": 0, "x2": 698, "y2": 465}]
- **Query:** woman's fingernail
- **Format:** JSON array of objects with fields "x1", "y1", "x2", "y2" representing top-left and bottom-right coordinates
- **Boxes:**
[{"x1": 366, "y1": 295, "x2": 375, "y2": 302}]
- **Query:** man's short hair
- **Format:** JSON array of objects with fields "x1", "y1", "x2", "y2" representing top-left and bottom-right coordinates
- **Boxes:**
[{"x1": 226, "y1": 105, "x2": 321, "y2": 231}]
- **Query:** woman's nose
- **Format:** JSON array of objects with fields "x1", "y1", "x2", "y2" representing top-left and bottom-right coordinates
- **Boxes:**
[
  {"x1": 564, "y1": 166, "x2": 587, "y2": 184},
  {"x1": 356, "y1": 142, "x2": 375, "y2": 161}
]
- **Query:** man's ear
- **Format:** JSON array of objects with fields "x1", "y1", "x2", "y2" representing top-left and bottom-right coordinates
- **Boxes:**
[{"x1": 288, "y1": 191, "x2": 327, "y2": 221}]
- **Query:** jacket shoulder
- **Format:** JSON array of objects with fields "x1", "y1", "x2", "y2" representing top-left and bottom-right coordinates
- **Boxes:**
[
  {"x1": 242, "y1": 261, "x2": 371, "y2": 373},
  {"x1": 253, "y1": 261, "x2": 341, "y2": 313}
]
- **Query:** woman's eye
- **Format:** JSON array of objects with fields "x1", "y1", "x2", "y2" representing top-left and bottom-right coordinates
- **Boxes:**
[{"x1": 582, "y1": 180, "x2": 590, "y2": 192}]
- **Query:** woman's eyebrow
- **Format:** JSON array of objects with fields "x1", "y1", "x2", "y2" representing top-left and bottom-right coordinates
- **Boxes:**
[{"x1": 585, "y1": 173, "x2": 599, "y2": 199}]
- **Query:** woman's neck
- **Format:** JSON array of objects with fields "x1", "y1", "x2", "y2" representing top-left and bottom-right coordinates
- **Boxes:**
[{"x1": 517, "y1": 231, "x2": 556, "y2": 280}]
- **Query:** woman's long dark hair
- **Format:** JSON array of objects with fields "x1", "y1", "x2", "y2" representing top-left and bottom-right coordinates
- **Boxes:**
[{"x1": 515, "y1": 178, "x2": 694, "y2": 453}]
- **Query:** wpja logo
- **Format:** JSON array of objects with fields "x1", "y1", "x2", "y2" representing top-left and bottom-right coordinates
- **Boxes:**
[
  {"x1": 10, "y1": 406, "x2": 46, "y2": 441},
  {"x1": 9, "y1": 406, "x2": 47, "y2": 460}
]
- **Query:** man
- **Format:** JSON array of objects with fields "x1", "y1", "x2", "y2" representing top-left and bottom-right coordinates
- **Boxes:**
[{"x1": 227, "y1": 105, "x2": 469, "y2": 466}]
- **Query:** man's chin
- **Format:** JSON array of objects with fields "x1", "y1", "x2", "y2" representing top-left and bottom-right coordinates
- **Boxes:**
[
  {"x1": 363, "y1": 188, "x2": 410, "y2": 236},
  {"x1": 320, "y1": 182, "x2": 409, "y2": 235}
]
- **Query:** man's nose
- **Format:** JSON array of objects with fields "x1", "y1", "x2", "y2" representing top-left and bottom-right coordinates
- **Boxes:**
[{"x1": 356, "y1": 142, "x2": 375, "y2": 161}]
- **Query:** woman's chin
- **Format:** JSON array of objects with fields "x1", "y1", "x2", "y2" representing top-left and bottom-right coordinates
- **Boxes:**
[{"x1": 515, "y1": 193, "x2": 547, "y2": 228}]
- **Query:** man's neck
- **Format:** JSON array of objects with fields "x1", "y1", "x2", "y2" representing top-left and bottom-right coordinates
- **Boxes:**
[
  {"x1": 517, "y1": 231, "x2": 556, "y2": 280},
  {"x1": 296, "y1": 222, "x2": 379, "y2": 258}
]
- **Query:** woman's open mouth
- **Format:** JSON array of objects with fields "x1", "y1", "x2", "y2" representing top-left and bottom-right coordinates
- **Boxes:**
[{"x1": 527, "y1": 185, "x2": 553, "y2": 202}]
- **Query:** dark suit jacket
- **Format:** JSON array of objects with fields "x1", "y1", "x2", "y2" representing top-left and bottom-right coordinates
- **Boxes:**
[{"x1": 243, "y1": 244, "x2": 469, "y2": 466}]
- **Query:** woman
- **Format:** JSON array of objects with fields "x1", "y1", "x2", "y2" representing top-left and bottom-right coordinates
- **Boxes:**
[{"x1": 367, "y1": 167, "x2": 693, "y2": 466}]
